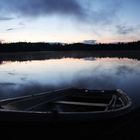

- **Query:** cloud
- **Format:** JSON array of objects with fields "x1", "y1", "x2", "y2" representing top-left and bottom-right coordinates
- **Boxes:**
[
  {"x1": 82, "y1": 0, "x2": 121, "y2": 24},
  {"x1": 6, "y1": 28, "x2": 15, "y2": 31},
  {"x1": 116, "y1": 25, "x2": 137, "y2": 35},
  {"x1": 0, "y1": 82, "x2": 17, "y2": 86},
  {"x1": 0, "y1": 17, "x2": 13, "y2": 21},
  {"x1": 116, "y1": 65, "x2": 134, "y2": 76},
  {"x1": 19, "y1": 22, "x2": 25, "y2": 26},
  {"x1": 0, "y1": 0, "x2": 121, "y2": 25},
  {"x1": 0, "y1": 0, "x2": 83, "y2": 18},
  {"x1": 83, "y1": 40, "x2": 97, "y2": 45}
]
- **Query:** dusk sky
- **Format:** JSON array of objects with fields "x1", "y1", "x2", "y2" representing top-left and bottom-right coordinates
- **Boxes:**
[{"x1": 0, "y1": 0, "x2": 140, "y2": 43}]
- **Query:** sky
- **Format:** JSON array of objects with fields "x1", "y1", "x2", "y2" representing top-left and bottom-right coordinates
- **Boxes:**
[{"x1": 0, "y1": 0, "x2": 140, "y2": 43}]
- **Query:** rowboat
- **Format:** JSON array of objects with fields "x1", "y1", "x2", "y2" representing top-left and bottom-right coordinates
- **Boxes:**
[{"x1": 0, "y1": 88, "x2": 132, "y2": 122}]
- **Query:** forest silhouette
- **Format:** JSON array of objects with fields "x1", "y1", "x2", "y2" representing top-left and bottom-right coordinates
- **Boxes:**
[{"x1": 0, "y1": 41, "x2": 140, "y2": 52}]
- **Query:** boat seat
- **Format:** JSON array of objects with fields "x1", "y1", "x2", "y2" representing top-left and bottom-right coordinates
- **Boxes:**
[{"x1": 54, "y1": 101, "x2": 107, "y2": 107}]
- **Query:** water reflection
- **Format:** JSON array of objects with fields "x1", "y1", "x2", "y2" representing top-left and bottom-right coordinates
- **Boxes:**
[{"x1": 0, "y1": 57, "x2": 140, "y2": 108}]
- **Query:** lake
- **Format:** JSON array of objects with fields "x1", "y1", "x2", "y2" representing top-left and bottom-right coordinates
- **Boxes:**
[{"x1": 0, "y1": 51, "x2": 140, "y2": 108}]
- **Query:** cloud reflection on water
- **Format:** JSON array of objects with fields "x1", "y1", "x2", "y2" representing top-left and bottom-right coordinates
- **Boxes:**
[{"x1": 0, "y1": 57, "x2": 140, "y2": 107}]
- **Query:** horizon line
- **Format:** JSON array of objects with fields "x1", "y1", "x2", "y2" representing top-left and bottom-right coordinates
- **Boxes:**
[{"x1": 1, "y1": 40, "x2": 140, "y2": 45}]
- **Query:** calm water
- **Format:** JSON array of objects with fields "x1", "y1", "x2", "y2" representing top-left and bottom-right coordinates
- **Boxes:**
[{"x1": 0, "y1": 53, "x2": 140, "y2": 108}]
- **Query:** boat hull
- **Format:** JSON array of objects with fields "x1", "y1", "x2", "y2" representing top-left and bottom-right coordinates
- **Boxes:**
[{"x1": 0, "y1": 88, "x2": 132, "y2": 122}]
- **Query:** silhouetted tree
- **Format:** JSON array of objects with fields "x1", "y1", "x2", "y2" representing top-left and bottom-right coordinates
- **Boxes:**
[{"x1": 0, "y1": 41, "x2": 140, "y2": 53}]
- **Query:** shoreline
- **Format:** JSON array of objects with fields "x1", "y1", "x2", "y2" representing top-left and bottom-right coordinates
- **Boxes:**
[{"x1": 0, "y1": 50, "x2": 140, "y2": 61}]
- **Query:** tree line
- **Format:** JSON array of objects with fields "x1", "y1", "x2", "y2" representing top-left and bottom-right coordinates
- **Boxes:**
[{"x1": 0, "y1": 41, "x2": 140, "y2": 52}]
